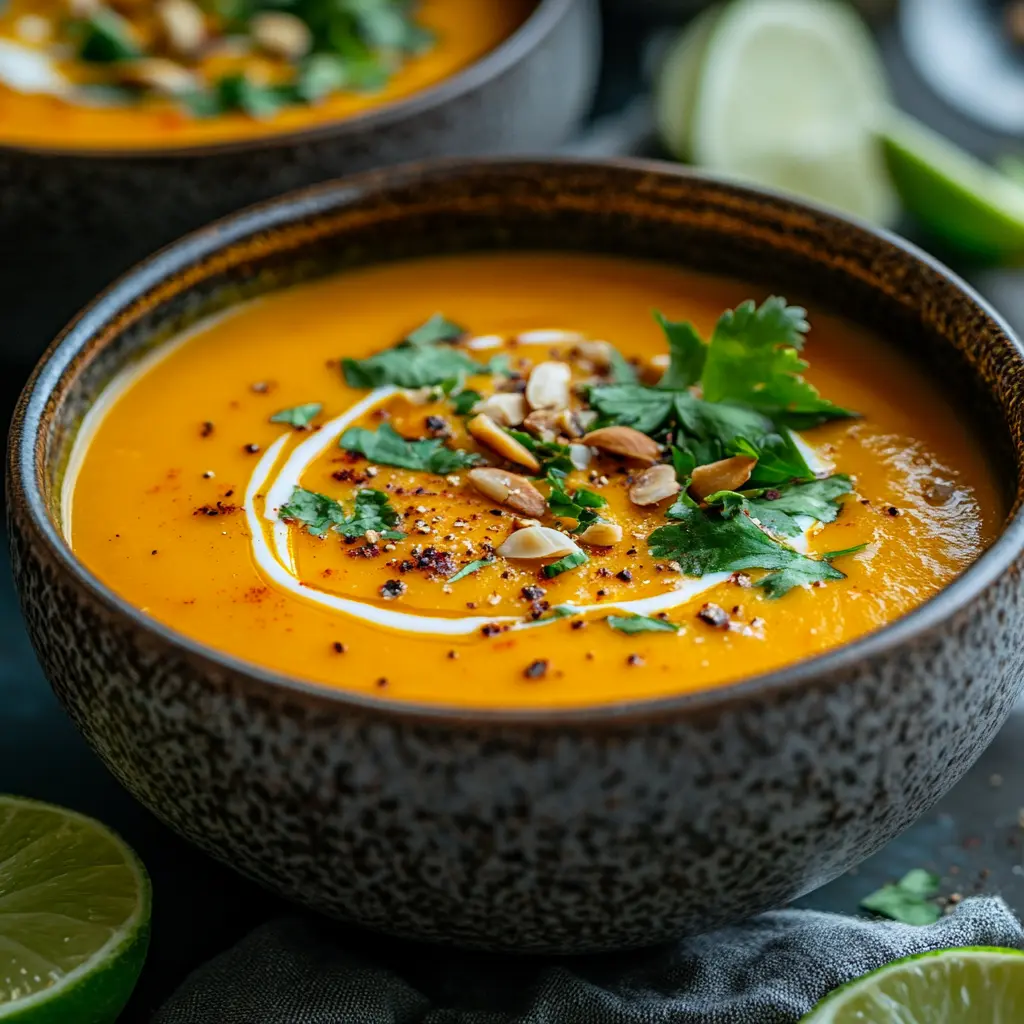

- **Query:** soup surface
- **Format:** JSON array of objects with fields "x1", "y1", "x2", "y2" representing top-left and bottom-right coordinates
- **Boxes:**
[
  {"x1": 66, "y1": 253, "x2": 1003, "y2": 708},
  {"x1": 0, "y1": 0, "x2": 531, "y2": 149}
]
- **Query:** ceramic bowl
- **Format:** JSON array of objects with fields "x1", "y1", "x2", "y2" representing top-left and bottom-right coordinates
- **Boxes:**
[
  {"x1": 0, "y1": 0, "x2": 598, "y2": 363},
  {"x1": 9, "y1": 158, "x2": 1024, "y2": 953}
]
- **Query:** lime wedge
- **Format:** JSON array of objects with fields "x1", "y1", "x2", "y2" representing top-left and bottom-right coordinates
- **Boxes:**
[
  {"x1": 800, "y1": 947, "x2": 1024, "y2": 1022},
  {"x1": 0, "y1": 797, "x2": 150, "y2": 1024},
  {"x1": 881, "y1": 112, "x2": 1024, "y2": 264},
  {"x1": 661, "y1": 0, "x2": 896, "y2": 225},
  {"x1": 654, "y1": 4, "x2": 721, "y2": 163}
]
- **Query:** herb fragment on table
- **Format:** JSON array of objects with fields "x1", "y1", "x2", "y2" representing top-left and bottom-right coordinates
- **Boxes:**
[
  {"x1": 860, "y1": 870, "x2": 942, "y2": 925},
  {"x1": 543, "y1": 549, "x2": 589, "y2": 579},
  {"x1": 270, "y1": 402, "x2": 323, "y2": 428},
  {"x1": 340, "y1": 424, "x2": 481, "y2": 474},
  {"x1": 606, "y1": 614, "x2": 678, "y2": 635},
  {"x1": 447, "y1": 558, "x2": 495, "y2": 584},
  {"x1": 279, "y1": 486, "x2": 404, "y2": 541}
]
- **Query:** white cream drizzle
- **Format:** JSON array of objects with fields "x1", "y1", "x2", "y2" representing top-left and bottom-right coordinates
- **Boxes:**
[{"x1": 0, "y1": 40, "x2": 67, "y2": 95}]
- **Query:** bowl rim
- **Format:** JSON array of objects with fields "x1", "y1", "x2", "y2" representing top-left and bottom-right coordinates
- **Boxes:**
[
  {"x1": 11, "y1": 155, "x2": 1024, "y2": 727},
  {"x1": 0, "y1": 0, "x2": 575, "y2": 162}
]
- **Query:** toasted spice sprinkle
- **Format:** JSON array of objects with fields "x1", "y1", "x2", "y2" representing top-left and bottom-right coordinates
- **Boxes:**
[
  {"x1": 626, "y1": 653, "x2": 644, "y2": 667},
  {"x1": 697, "y1": 603, "x2": 731, "y2": 629},
  {"x1": 193, "y1": 501, "x2": 238, "y2": 517},
  {"x1": 251, "y1": 381, "x2": 270, "y2": 393},
  {"x1": 447, "y1": 650, "x2": 459, "y2": 660},
  {"x1": 200, "y1": 421, "x2": 215, "y2": 437},
  {"x1": 886, "y1": 506, "x2": 901, "y2": 517},
  {"x1": 243, "y1": 443, "x2": 261, "y2": 454},
  {"x1": 380, "y1": 579, "x2": 407, "y2": 600},
  {"x1": 425, "y1": 415, "x2": 450, "y2": 437},
  {"x1": 333, "y1": 642, "x2": 347, "y2": 654},
  {"x1": 616, "y1": 569, "x2": 633, "y2": 583},
  {"x1": 523, "y1": 659, "x2": 549, "y2": 680},
  {"x1": 521, "y1": 585, "x2": 546, "y2": 601},
  {"x1": 375, "y1": 677, "x2": 389, "y2": 688}
]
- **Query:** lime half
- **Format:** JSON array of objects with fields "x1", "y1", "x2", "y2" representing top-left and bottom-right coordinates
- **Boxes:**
[
  {"x1": 0, "y1": 797, "x2": 150, "y2": 1024},
  {"x1": 658, "y1": 0, "x2": 896, "y2": 225},
  {"x1": 881, "y1": 112, "x2": 1024, "y2": 264},
  {"x1": 800, "y1": 947, "x2": 1024, "y2": 1022}
]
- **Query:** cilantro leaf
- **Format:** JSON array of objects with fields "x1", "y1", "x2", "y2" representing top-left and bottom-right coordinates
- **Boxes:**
[
  {"x1": 450, "y1": 389, "x2": 481, "y2": 416},
  {"x1": 543, "y1": 549, "x2": 589, "y2": 578},
  {"x1": 589, "y1": 385, "x2": 675, "y2": 434},
  {"x1": 708, "y1": 475, "x2": 853, "y2": 538},
  {"x1": 757, "y1": 559, "x2": 844, "y2": 599},
  {"x1": 447, "y1": 557, "x2": 495, "y2": 583},
  {"x1": 509, "y1": 431, "x2": 575, "y2": 475},
  {"x1": 727, "y1": 431, "x2": 814, "y2": 486},
  {"x1": 546, "y1": 471, "x2": 607, "y2": 534},
  {"x1": 606, "y1": 614, "x2": 678, "y2": 635},
  {"x1": 608, "y1": 347, "x2": 639, "y2": 384},
  {"x1": 405, "y1": 313, "x2": 465, "y2": 347},
  {"x1": 655, "y1": 312, "x2": 707, "y2": 390},
  {"x1": 340, "y1": 424, "x2": 480, "y2": 474},
  {"x1": 860, "y1": 870, "x2": 941, "y2": 926},
  {"x1": 701, "y1": 297, "x2": 853, "y2": 428},
  {"x1": 279, "y1": 487, "x2": 404, "y2": 540},
  {"x1": 278, "y1": 488, "x2": 342, "y2": 537},
  {"x1": 342, "y1": 346, "x2": 482, "y2": 389},
  {"x1": 270, "y1": 402, "x2": 322, "y2": 428},
  {"x1": 337, "y1": 489, "x2": 404, "y2": 540},
  {"x1": 74, "y1": 9, "x2": 140, "y2": 62},
  {"x1": 650, "y1": 502, "x2": 846, "y2": 597}
]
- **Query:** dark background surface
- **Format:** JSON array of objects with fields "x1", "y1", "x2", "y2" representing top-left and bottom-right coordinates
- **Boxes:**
[{"x1": 4, "y1": 7, "x2": 1024, "y2": 1019}]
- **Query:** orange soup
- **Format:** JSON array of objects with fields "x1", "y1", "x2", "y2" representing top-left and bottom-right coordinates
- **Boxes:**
[
  {"x1": 0, "y1": 0, "x2": 532, "y2": 149},
  {"x1": 65, "y1": 253, "x2": 1003, "y2": 708}
]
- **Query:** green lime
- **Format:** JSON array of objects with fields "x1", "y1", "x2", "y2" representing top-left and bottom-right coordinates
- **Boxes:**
[
  {"x1": 656, "y1": 0, "x2": 896, "y2": 225},
  {"x1": 800, "y1": 947, "x2": 1024, "y2": 1022},
  {"x1": 881, "y1": 113, "x2": 1024, "y2": 264},
  {"x1": 0, "y1": 797, "x2": 150, "y2": 1023}
]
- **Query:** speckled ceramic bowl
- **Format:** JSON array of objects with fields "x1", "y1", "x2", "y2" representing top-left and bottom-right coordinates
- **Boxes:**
[
  {"x1": 0, "y1": 0, "x2": 598, "y2": 363},
  {"x1": 9, "y1": 159, "x2": 1024, "y2": 953}
]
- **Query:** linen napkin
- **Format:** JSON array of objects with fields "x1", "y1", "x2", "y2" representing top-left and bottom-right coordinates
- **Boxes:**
[{"x1": 153, "y1": 897, "x2": 1022, "y2": 1023}]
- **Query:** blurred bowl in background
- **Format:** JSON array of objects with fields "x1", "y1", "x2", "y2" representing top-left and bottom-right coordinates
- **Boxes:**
[{"x1": 0, "y1": 0, "x2": 599, "y2": 364}]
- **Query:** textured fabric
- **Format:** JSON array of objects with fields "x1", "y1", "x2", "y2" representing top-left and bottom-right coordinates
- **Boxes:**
[{"x1": 153, "y1": 897, "x2": 1022, "y2": 1023}]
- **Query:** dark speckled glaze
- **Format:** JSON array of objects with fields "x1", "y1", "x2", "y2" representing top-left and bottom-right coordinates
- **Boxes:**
[
  {"x1": 8, "y1": 159, "x2": 1024, "y2": 953},
  {"x1": 0, "y1": 0, "x2": 598, "y2": 362}
]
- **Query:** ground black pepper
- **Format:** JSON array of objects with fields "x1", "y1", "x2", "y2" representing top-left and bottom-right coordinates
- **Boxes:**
[{"x1": 523, "y1": 659, "x2": 548, "y2": 680}]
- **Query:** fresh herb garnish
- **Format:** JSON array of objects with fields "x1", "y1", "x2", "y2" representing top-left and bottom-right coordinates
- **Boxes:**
[
  {"x1": 860, "y1": 870, "x2": 942, "y2": 926},
  {"x1": 342, "y1": 314, "x2": 483, "y2": 389},
  {"x1": 270, "y1": 402, "x2": 323, "y2": 428},
  {"x1": 543, "y1": 549, "x2": 589, "y2": 579},
  {"x1": 700, "y1": 297, "x2": 852, "y2": 428},
  {"x1": 706, "y1": 475, "x2": 853, "y2": 538},
  {"x1": 74, "y1": 9, "x2": 140, "y2": 63},
  {"x1": 607, "y1": 347, "x2": 639, "y2": 384},
  {"x1": 606, "y1": 614, "x2": 678, "y2": 635},
  {"x1": 405, "y1": 314, "x2": 466, "y2": 347},
  {"x1": 447, "y1": 558, "x2": 495, "y2": 583},
  {"x1": 589, "y1": 299, "x2": 853, "y2": 477},
  {"x1": 648, "y1": 501, "x2": 850, "y2": 599},
  {"x1": 279, "y1": 487, "x2": 404, "y2": 540},
  {"x1": 546, "y1": 471, "x2": 607, "y2": 534},
  {"x1": 450, "y1": 390, "x2": 482, "y2": 416},
  {"x1": 508, "y1": 431, "x2": 575, "y2": 475},
  {"x1": 343, "y1": 345, "x2": 482, "y2": 390},
  {"x1": 340, "y1": 424, "x2": 480, "y2": 474}
]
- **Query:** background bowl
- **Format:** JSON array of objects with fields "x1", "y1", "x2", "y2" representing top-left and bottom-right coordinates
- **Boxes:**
[
  {"x1": 0, "y1": 0, "x2": 599, "y2": 364},
  {"x1": 9, "y1": 158, "x2": 1024, "y2": 953}
]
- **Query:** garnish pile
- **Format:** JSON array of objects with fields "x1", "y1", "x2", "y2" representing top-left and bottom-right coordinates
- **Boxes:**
[
  {"x1": 35, "y1": 0, "x2": 432, "y2": 117},
  {"x1": 274, "y1": 298, "x2": 865, "y2": 635}
]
